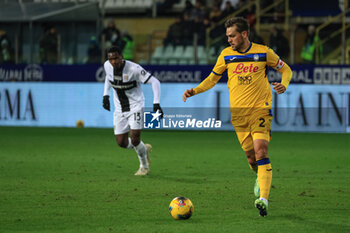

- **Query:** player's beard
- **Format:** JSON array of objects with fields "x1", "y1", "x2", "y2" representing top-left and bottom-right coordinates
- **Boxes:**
[{"x1": 231, "y1": 35, "x2": 244, "y2": 51}]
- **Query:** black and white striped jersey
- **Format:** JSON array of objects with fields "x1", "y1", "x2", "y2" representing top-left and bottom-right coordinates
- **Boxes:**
[{"x1": 103, "y1": 60, "x2": 152, "y2": 112}]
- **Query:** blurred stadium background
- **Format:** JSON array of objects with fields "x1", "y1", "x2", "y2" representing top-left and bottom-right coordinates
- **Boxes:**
[
  {"x1": 0, "y1": 0, "x2": 349, "y2": 65},
  {"x1": 0, "y1": 0, "x2": 349, "y2": 131},
  {"x1": 1, "y1": 1, "x2": 350, "y2": 232}
]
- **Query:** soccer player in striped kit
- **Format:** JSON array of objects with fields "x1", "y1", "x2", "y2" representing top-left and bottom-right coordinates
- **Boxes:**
[{"x1": 103, "y1": 46, "x2": 163, "y2": 176}]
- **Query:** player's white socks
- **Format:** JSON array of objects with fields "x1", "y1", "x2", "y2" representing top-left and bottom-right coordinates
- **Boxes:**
[
  {"x1": 134, "y1": 141, "x2": 148, "y2": 168},
  {"x1": 127, "y1": 138, "x2": 134, "y2": 149}
]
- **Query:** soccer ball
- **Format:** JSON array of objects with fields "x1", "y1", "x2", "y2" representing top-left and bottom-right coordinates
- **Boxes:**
[
  {"x1": 76, "y1": 120, "x2": 84, "y2": 128},
  {"x1": 169, "y1": 197, "x2": 194, "y2": 220}
]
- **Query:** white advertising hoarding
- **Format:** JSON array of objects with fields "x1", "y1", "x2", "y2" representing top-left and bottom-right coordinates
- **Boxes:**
[{"x1": 0, "y1": 83, "x2": 349, "y2": 132}]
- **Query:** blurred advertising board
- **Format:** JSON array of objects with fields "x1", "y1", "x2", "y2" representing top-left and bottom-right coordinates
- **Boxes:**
[
  {"x1": 0, "y1": 82, "x2": 349, "y2": 133},
  {"x1": 1, "y1": 64, "x2": 350, "y2": 85}
]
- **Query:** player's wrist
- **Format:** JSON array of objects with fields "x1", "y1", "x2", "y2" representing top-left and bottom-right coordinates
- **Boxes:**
[
  {"x1": 280, "y1": 83, "x2": 287, "y2": 89},
  {"x1": 103, "y1": 95, "x2": 110, "y2": 111},
  {"x1": 153, "y1": 103, "x2": 163, "y2": 118},
  {"x1": 153, "y1": 103, "x2": 161, "y2": 111}
]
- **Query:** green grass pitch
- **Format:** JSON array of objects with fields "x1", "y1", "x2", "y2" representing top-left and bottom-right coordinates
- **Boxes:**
[{"x1": 0, "y1": 127, "x2": 349, "y2": 233}]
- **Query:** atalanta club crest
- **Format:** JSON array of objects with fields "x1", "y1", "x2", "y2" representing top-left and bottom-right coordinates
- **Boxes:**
[{"x1": 254, "y1": 54, "x2": 259, "y2": 61}]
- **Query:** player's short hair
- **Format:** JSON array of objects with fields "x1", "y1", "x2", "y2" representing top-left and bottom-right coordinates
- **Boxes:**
[
  {"x1": 225, "y1": 17, "x2": 249, "y2": 34},
  {"x1": 107, "y1": 46, "x2": 122, "y2": 55}
]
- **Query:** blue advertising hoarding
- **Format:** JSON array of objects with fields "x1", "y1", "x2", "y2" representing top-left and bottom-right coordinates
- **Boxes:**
[{"x1": 1, "y1": 64, "x2": 350, "y2": 84}]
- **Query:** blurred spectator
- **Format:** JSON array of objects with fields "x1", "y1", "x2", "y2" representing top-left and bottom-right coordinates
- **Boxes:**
[
  {"x1": 272, "y1": 0, "x2": 285, "y2": 23},
  {"x1": 157, "y1": 0, "x2": 181, "y2": 15},
  {"x1": 301, "y1": 25, "x2": 322, "y2": 64},
  {"x1": 209, "y1": 3, "x2": 223, "y2": 23},
  {"x1": 0, "y1": 30, "x2": 13, "y2": 64},
  {"x1": 181, "y1": 12, "x2": 195, "y2": 46},
  {"x1": 245, "y1": 0, "x2": 257, "y2": 27},
  {"x1": 101, "y1": 19, "x2": 121, "y2": 49},
  {"x1": 163, "y1": 16, "x2": 183, "y2": 47},
  {"x1": 221, "y1": 1, "x2": 236, "y2": 18},
  {"x1": 39, "y1": 24, "x2": 58, "y2": 64},
  {"x1": 220, "y1": 0, "x2": 239, "y2": 10},
  {"x1": 236, "y1": 0, "x2": 248, "y2": 13},
  {"x1": 194, "y1": 16, "x2": 211, "y2": 46},
  {"x1": 213, "y1": 0, "x2": 222, "y2": 7},
  {"x1": 208, "y1": 2, "x2": 225, "y2": 46},
  {"x1": 269, "y1": 26, "x2": 289, "y2": 59},
  {"x1": 120, "y1": 30, "x2": 135, "y2": 61},
  {"x1": 261, "y1": 0, "x2": 284, "y2": 23},
  {"x1": 86, "y1": 36, "x2": 101, "y2": 64},
  {"x1": 249, "y1": 27, "x2": 264, "y2": 44},
  {"x1": 182, "y1": 0, "x2": 194, "y2": 17},
  {"x1": 190, "y1": 0, "x2": 205, "y2": 22}
]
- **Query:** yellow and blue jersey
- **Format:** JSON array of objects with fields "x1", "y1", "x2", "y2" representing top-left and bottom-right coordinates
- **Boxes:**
[{"x1": 212, "y1": 42, "x2": 283, "y2": 115}]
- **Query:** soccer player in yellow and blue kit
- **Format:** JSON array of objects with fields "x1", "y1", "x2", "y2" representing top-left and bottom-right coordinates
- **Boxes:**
[{"x1": 183, "y1": 17, "x2": 292, "y2": 217}]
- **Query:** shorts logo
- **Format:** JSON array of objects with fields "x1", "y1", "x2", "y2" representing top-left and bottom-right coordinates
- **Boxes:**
[{"x1": 144, "y1": 110, "x2": 162, "y2": 129}]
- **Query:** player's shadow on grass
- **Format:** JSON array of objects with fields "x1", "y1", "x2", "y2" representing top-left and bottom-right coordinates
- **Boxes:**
[
  {"x1": 153, "y1": 217, "x2": 202, "y2": 224},
  {"x1": 272, "y1": 214, "x2": 304, "y2": 221},
  {"x1": 149, "y1": 173, "x2": 212, "y2": 184},
  {"x1": 273, "y1": 214, "x2": 349, "y2": 231}
]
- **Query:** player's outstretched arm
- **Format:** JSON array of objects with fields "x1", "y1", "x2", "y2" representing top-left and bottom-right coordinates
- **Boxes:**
[
  {"x1": 183, "y1": 88, "x2": 195, "y2": 102},
  {"x1": 271, "y1": 83, "x2": 286, "y2": 94},
  {"x1": 183, "y1": 72, "x2": 221, "y2": 102}
]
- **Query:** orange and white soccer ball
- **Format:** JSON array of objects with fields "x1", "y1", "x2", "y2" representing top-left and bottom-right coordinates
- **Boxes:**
[{"x1": 169, "y1": 197, "x2": 194, "y2": 220}]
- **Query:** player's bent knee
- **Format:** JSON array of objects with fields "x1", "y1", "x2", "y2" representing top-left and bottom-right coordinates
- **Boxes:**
[
  {"x1": 245, "y1": 149, "x2": 256, "y2": 164},
  {"x1": 253, "y1": 140, "x2": 268, "y2": 159},
  {"x1": 247, "y1": 157, "x2": 257, "y2": 164},
  {"x1": 115, "y1": 135, "x2": 129, "y2": 148},
  {"x1": 254, "y1": 147, "x2": 268, "y2": 159},
  {"x1": 131, "y1": 138, "x2": 140, "y2": 147},
  {"x1": 116, "y1": 140, "x2": 128, "y2": 148}
]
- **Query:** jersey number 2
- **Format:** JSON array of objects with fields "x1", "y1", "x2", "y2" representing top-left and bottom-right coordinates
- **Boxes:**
[{"x1": 259, "y1": 118, "x2": 265, "y2": 127}]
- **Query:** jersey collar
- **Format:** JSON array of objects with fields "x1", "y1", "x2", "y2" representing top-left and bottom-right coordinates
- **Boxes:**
[
  {"x1": 237, "y1": 42, "x2": 252, "y2": 54},
  {"x1": 113, "y1": 60, "x2": 126, "y2": 75}
]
